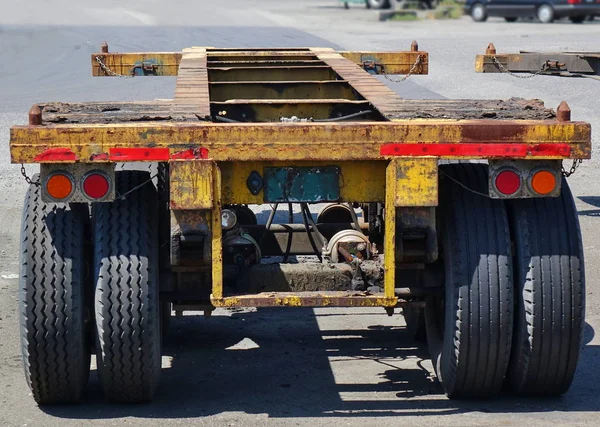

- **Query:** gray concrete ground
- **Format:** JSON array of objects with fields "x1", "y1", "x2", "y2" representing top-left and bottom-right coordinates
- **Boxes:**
[{"x1": 1, "y1": 1, "x2": 600, "y2": 426}]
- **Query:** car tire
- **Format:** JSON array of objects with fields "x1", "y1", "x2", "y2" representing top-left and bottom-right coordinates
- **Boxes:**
[
  {"x1": 537, "y1": 4, "x2": 555, "y2": 23},
  {"x1": 470, "y1": 3, "x2": 488, "y2": 22},
  {"x1": 505, "y1": 17, "x2": 518, "y2": 22},
  {"x1": 366, "y1": 0, "x2": 391, "y2": 9},
  {"x1": 570, "y1": 16, "x2": 586, "y2": 23}
]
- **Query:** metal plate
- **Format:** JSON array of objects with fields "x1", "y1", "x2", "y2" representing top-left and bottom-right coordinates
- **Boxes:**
[
  {"x1": 40, "y1": 163, "x2": 115, "y2": 203},
  {"x1": 488, "y1": 159, "x2": 562, "y2": 199},
  {"x1": 263, "y1": 166, "x2": 340, "y2": 203}
]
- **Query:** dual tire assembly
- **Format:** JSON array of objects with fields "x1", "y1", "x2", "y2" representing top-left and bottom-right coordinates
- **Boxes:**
[
  {"x1": 19, "y1": 165, "x2": 584, "y2": 403},
  {"x1": 20, "y1": 171, "x2": 162, "y2": 403},
  {"x1": 407, "y1": 164, "x2": 584, "y2": 397}
]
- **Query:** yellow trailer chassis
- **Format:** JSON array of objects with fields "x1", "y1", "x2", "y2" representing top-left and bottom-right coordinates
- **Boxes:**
[{"x1": 11, "y1": 43, "x2": 590, "y2": 404}]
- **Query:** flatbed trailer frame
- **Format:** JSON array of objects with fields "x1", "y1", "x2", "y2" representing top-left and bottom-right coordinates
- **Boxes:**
[
  {"x1": 476, "y1": 42, "x2": 600, "y2": 79},
  {"x1": 11, "y1": 43, "x2": 591, "y2": 404}
]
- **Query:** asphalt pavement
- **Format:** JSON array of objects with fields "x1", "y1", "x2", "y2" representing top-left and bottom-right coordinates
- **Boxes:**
[{"x1": 1, "y1": 1, "x2": 600, "y2": 426}]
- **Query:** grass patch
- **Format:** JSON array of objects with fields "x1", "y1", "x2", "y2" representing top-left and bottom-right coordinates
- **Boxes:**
[
  {"x1": 431, "y1": 0, "x2": 464, "y2": 19},
  {"x1": 388, "y1": 12, "x2": 420, "y2": 21}
]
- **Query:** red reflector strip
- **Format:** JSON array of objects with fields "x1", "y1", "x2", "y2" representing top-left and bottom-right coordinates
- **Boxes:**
[
  {"x1": 34, "y1": 148, "x2": 77, "y2": 162},
  {"x1": 108, "y1": 147, "x2": 209, "y2": 161},
  {"x1": 170, "y1": 147, "x2": 209, "y2": 160},
  {"x1": 380, "y1": 143, "x2": 571, "y2": 157},
  {"x1": 109, "y1": 148, "x2": 170, "y2": 161}
]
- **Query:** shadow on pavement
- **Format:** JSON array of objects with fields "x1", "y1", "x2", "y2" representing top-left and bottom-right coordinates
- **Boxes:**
[
  {"x1": 40, "y1": 308, "x2": 600, "y2": 420},
  {"x1": 578, "y1": 196, "x2": 600, "y2": 216}
]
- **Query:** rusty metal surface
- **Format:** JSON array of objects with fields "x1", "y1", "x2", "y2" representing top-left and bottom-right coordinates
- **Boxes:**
[
  {"x1": 211, "y1": 291, "x2": 398, "y2": 308},
  {"x1": 169, "y1": 160, "x2": 214, "y2": 210},
  {"x1": 392, "y1": 159, "x2": 438, "y2": 207},
  {"x1": 209, "y1": 81, "x2": 361, "y2": 101},
  {"x1": 211, "y1": 99, "x2": 379, "y2": 122},
  {"x1": 11, "y1": 120, "x2": 591, "y2": 164},
  {"x1": 475, "y1": 47, "x2": 600, "y2": 76},
  {"x1": 34, "y1": 97, "x2": 557, "y2": 124},
  {"x1": 91, "y1": 47, "x2": 429, "y2": 78}
]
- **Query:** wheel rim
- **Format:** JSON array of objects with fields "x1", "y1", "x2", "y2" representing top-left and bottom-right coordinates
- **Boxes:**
[
  {"x1": 472, "y1": 5, "x2": 484, "y2": 20},
  {"x1": 538, "y1": 6, "x2": 552, "y2": 22}
]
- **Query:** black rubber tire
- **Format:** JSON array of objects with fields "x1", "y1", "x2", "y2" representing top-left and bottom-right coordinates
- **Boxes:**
[
  {"x1": 93, "y1": 170, "x2": 161, "y2": 403},
  {"x1": 425, "y1": 164, "x2": 513, "y2": 398},
  {"x1": 570, "y1": 16, "x2": 586, "y2": 23},
  {"x1": 470, "y1": 3, "x2": 488, "y2": 22},
  {"x1": 402, "y1": 305, "x2": 427, "y2": 342},
  {"x1": 19, "y1": 177, "x2": 91, "y2": 404},
  {"x1": 506, "y1": 178, "x2": 585, "y2": 395},
  {"x1": 367, "y1": 0, "x2": 390, "y2": 9},
  {"x1": 505, "y1": 17, "x2": 518, "y2": 22}
]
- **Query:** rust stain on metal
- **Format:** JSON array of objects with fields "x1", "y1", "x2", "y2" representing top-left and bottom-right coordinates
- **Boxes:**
[
  {"x1": 28, "y1": 105, "x2": 42, "y2": 126},
  {"x1": 211, "y1": 292, "x2": 398, "y2": 308},
  {"x1": 169, "y1": 160, "x2": 214, "y2": 210},
  {"x1": 557, "y1": 101, "x2": 571, "y2": 122}
]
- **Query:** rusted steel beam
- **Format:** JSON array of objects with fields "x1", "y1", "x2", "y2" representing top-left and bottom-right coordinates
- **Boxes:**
[
  {"x1": 337, "y1": 50, "x2": 428, "y2": 75},
  {"x1": 209, "y1": 66, "x2": 339, "y2": 82},
  {"x1": 92, "y1": 52, "x2": 182, "y2": 76},
  {"x1": 476, "y1": 45, "x2": 600, "y2": 77},
  {"x1": 210, "y1": 99, "x2": 378, "y2": 122},
  {"x1": 10, "y1": 120, "x2": 591, "y2": 164},
  {"x1": 91, "y1": 47, "x2": 430, "y2": 77},
  {"x1": 209, "y1": 81, "x2": 361, "y2": 101},
  {"x1": 207, "y1": 60, "x2": 326, "y2": 68},
  {"x1": 210, "y1": 291, "x2": 398, "y2": 308}
]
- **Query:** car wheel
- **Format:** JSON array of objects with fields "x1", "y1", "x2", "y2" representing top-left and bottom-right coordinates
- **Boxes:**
[
  {"x1": 366, "y1": 0, "x2": 391, "y2": 9},
  {"x1": 570, "y1": 16, "x2": 586, "y2": 23},
  {"x1": 537, "y1": 4, "x2": 555, "y2": 23},
  {"x1": 471, "y1": 3, "x2": 488, "y2": 22},
  {"x1": 505, "y1": 17, "x2": 518, "y2": 22}
]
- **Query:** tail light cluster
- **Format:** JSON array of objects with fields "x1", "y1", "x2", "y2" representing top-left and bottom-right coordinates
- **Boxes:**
[
  {"x1": 41, "y1": 164, "x2": 114, "y2": 203},
  {"x1": 489, "y1": 160, "x2": 561, "y2": 199}
]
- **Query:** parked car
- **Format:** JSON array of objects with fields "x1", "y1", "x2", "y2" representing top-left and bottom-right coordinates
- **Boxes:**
[
  {"x1": 351, "y1": 0, "x2": 440, "y2": 10},
  {"x1": 464, "y1": 0, "x2": 600, "y2": 23}
]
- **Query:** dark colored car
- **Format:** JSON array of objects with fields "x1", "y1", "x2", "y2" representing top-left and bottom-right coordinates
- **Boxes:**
[{"x1": 464, "y1": 0, "x2": 600, "y2": 23}]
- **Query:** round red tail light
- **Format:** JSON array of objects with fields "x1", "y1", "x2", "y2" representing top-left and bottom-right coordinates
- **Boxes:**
[
  {"x1": 83, "y1": 172, "x2": 110, "y2": 199},
  {"x1": 495, "y1": 170, "x2": 521, "y2": 195}
]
